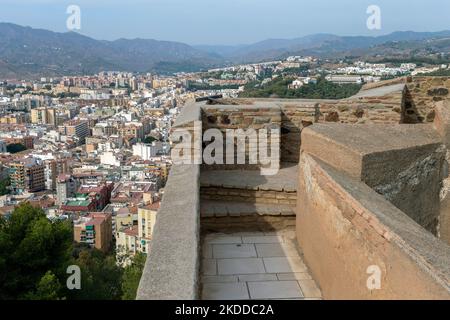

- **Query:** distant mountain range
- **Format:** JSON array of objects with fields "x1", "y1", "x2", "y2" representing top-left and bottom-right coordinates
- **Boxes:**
[
  {"x1": 1, "y1": 22, "x2": 450, "y2": 79},
  {"x1": 0, "y1": 23, "x2": 220, "y2": 79},
  {"x1": 197, "y1": 31, "x2": 450, "y2": 63}
]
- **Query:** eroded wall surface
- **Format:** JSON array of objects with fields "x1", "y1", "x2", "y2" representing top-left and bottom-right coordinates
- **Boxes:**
[
  {"x1": 404, "y1": 76, "x2": 450, "y2": 123},
  {"x1": 297, "y1": 153, "x2": 450, "y2": 299},
  {"x1": 301, "y1": 124, "x2": 445, "y2": 234}
]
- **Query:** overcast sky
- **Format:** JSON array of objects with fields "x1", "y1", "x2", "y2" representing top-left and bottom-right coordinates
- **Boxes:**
[{"x1": 1, "y1": 0, "x2": 449, "y2": 45}]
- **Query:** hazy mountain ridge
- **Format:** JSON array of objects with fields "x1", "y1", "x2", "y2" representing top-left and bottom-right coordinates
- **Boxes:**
[
  {"x1": 1, "y1": 22, "x2": 450, "y2": 79},
  {"x1": 199, "y1": 31, "x2": 450, "y2": 63},
  {"x1": 0, "y1": 23, "x2": 221, "y2": 78}
]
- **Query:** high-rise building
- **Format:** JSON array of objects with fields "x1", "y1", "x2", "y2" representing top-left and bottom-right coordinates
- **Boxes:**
[
  {"x1": 74, "y1": 213, "x2": 112, "y2": 252},
  {"x1": 31, "y1": 107, "x2": 57, "y2": 126},
  {"x1": 137, "y1": 201, "x2": 160, "y2": 254},
  {"x1": 44, "y1": 159, "x2": 69, "y2": 191},
  {"x1": 58, "y1": 120, "x2": 90, "y2": 144},
  {"x1": 9, "y1": 157, "x2": 45, "y2": 194},
  {"x1": 0, "y1": 113, "x2": 27, "y2": 124},
  {"x1": 56, "y1": 174, "x2": 78, "y2": 205},
  {"x1": 116, "y1": 200, "x2": 160, "y2": 258},
  {"x1": 118, "y1": 123, "x2": 144, "y2": 140},
  {"x1": 132, "y1": 142, "x2": 160, "y2": 160}
]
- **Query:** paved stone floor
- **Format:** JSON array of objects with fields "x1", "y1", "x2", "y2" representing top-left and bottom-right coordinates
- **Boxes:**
[{"x1": 200, "y1": 232, "x2": 322, "y2": 300}]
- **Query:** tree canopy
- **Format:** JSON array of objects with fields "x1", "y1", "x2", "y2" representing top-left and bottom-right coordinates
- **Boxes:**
[
  {"x1": 121, "y1": 252, "x2": 146, "y2": 300},
  {"x1": 0, "y1": 177, "x2": 10, "y2": 196},
  {"x1": 239, "y1": 76, "x2": 362, "y2": 99},
  {"x1": 0, "y1": 203, "x2": 144, "y2": 300},
  {"x1": 0, "y1": 203, "x2": 72, "y2": 299},
  {"x1": 143, "y1": 136, "x2": 158, "y2": 144},
  {"x1": 6, "y1": 143, "x2": 27, "y2": 154}
]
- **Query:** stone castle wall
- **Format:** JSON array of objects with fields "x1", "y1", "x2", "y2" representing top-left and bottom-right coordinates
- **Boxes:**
[
  {"x1": 281, "y1": 76, "x2": 450, "y2": 162},
  {"x1": 279, "y1": 103, "x2": 318, "y2": 162},
  {"x1": 201, "y1": 105, "x2": 281, "y2": 170},
  {"x1": 433, "y1": 100, "x2": 450, "y2": 244},
  {"x1": 278, "y1": 92, "x2": 403, "y2": 163},
  {"x1": 403, "y1": 76, "x2": 450, "y2": 123},
  {"x1": 174, "y1": 77, "x2": 450, "y2": 166},
  {"x1": 297, "y1": 153, "x2": 450, "y2": 299},
  {"x1": 318, "y1": 94, "x2": 403, "y2": 124}
]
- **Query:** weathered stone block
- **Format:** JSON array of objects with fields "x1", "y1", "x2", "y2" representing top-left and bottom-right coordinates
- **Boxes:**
[
  {"x1": 301, "y1": 123, "x2": 445, "y2": 234},
  {"x1": 434, "y1": 100, "x2": 450, "y2": 146}
]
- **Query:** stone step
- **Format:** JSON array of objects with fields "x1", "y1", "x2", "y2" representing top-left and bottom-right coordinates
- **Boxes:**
[
  {"x1": 200, "y1": 164, "x2": 298, "y2": 193},
  {"x1": 201, "y1": 200, "x2": 295, "y2": 218},
  {"x1": 201, "y1": 187, "x2": 297, "y2": 205}
]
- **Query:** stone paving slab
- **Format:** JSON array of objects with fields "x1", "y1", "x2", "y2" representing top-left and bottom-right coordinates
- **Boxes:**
[
  {"x1": 248, "y1": 281, "x2": 304, "y2": 299},
  {"x1": 263, "y1": 257, "x2": 308, "y2": 273},
  {"x1": 213, "y1": 244, "x2": 258, "y2": 259},
  {"x1": 202, "y1": 282, "x2": 249, "y2": 300},
  {"x1": 218, "y1": 258, "x2": 266, "y2": 275},
  {"x1": 255, "y1": 243, "x2": 299, "y2": 257},
  {"x1": 201, "y1": 232, "x2": 322, "y2": 300}
]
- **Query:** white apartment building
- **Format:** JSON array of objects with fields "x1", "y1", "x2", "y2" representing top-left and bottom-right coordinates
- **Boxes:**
[
  {"x1": 100, "y1": 151, "x2": 121, "y2": 167},
  {"x1": 133, "y1": 142, "x2": 163, "y2": 160}
]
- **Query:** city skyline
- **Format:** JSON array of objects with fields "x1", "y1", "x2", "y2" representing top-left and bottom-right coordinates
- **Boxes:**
[{"x1": 0, "y1": 0, "x2": 450, "y2": 45}]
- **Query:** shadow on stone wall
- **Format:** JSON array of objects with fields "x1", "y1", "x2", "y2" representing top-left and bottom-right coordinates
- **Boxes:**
[{"x1": 402, "y1": 86, "x2": 424, "y2": 124}]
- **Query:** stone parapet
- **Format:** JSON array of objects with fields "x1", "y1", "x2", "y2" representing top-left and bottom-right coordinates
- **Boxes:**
[
  {"x1": 433, "y1": 100, "x2": 450, "y2": 245},
  {"x1": 301, "y1": 123, "x2": 445, "y2": 233},
  {"x1": 434, "y1": 100, "x2": 450, "y2": 146},
  {"x1": 137, "y1": 164, "x2": 201, "y2": 300},
  {"x1": 297, "y1": 153, "x2": 450, "y2": 299}
]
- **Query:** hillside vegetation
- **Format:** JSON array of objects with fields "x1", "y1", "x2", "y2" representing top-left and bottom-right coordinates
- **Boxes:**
[{"x1": 239, "y1": 77, "x2": 362, "y2": 99}]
